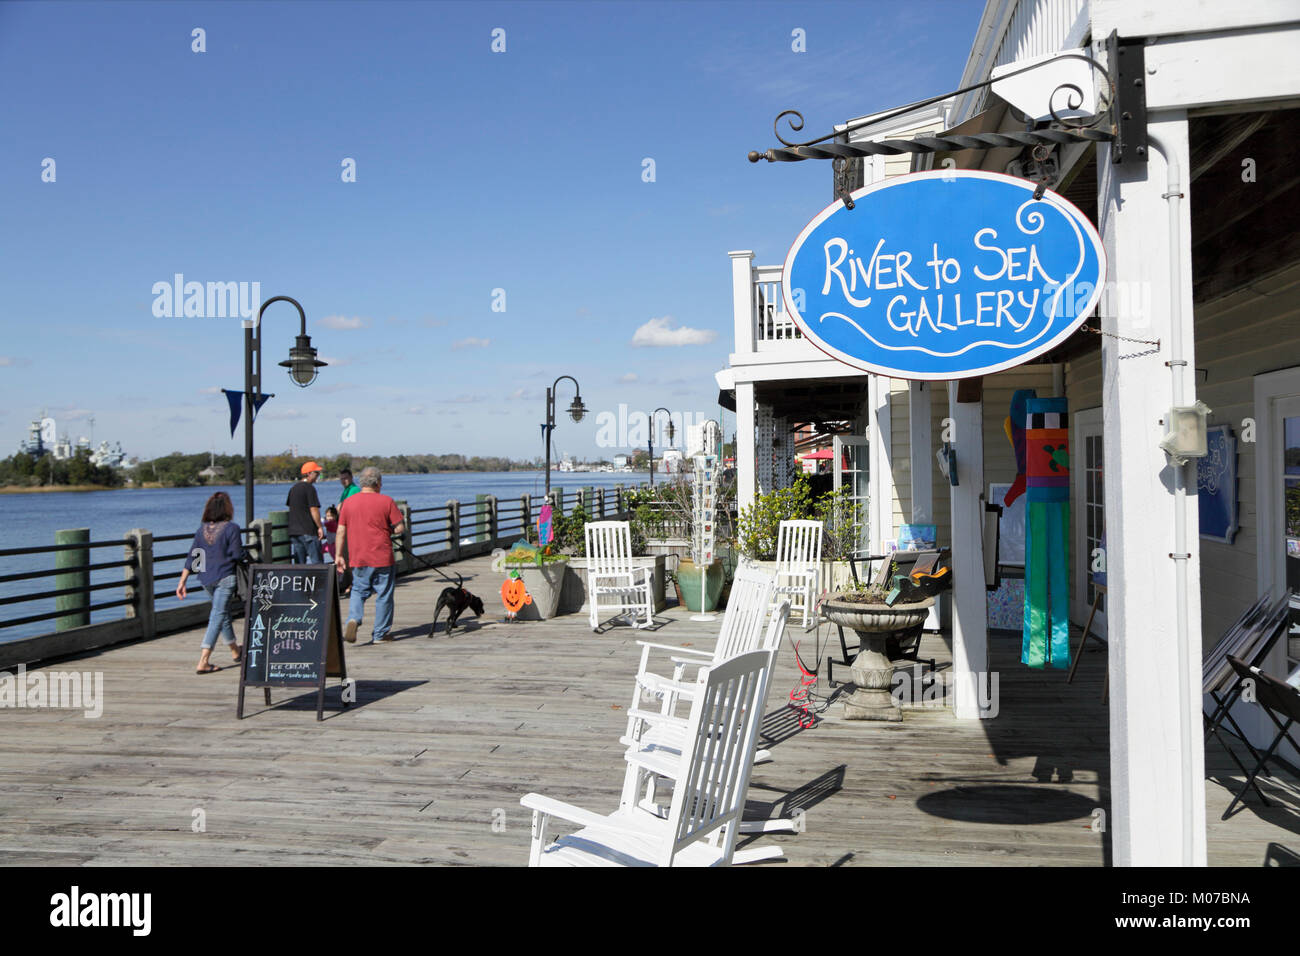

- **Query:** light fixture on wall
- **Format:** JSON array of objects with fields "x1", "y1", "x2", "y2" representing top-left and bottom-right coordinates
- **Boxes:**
[{"x1": 1158, "y1": 401, "x2": 1212, "y2": 466}]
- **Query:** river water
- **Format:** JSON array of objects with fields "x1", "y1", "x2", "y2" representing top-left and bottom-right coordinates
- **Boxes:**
[{"x1": 0, "y1": 471, "x2": 643, "y2": 644}]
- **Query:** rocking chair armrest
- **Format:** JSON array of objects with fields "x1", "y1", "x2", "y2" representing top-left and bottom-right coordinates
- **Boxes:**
[
  {"x1": 635, "y1": 640, "x2": 710, "y2": 657},
  {"x1": 626, "y1": 707, "x2": 690, "y2": 729},
  {"x1": 520, "y1": 793, "x2": 609, "y2": 830}
]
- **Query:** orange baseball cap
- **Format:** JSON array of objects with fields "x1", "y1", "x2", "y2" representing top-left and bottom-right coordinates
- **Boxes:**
[{"x1": 300, "y1": 461, "x2": 322, "y2": 475}]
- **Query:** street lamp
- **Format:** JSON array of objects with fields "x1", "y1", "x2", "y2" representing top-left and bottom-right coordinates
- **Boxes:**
[
  {"x1": 244, "y1": 296, "x2": 326, "y2": 528},
  {"x1": 543, "y1": 375, "x2": 586, "y2": 498},
  {"x1": 648, "y1": 406, "x2": 675, "y2": 487}
]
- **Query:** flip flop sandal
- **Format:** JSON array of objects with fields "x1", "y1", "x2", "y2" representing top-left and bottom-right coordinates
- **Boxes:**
[{"x1": 196, "y1": 664, "x2": 221, "y2": 674}]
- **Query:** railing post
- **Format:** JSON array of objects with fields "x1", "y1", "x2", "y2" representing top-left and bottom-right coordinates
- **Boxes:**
[
  {"x1": 615, "y1": 484, "x2": 624, "y2": 516},
  {"x1": 552, "y1": 485, "x2": 564, "y2": 516},
  {"x1": 394, "y1": 500, "x2": 413, "y2": 572},
  {"x1": 269, "y1": 509, "x2": 289, "y2": 563},
  {"x1": 487, "y1": 495, "x2": 499, "y2": 545},
  {"x1": 55, "y1": 528, "x2": 90, "y2": 631},
  {"x1": 597, "y1": 487, "x2": 606, "y2": 519},
  {"x1": 475, "y1": 494, "x2": 489, "y2": 542},
  {"x1": 576, "y1": 487, "x2": 585, "y2": 515},
  {"x1": 521, "y1": 494, "x2": 531, "y2": 539},
  {"x1": 731, "y1": 249, "x2": 756, "y2": 353},
  {"x1": 124, "y1": 528, "x2": 155, "y2": 639},
  {"x1": 447, "y1": 499, "x2": 460, "y2": 560},
  {"x1": 250, "y1": 519, "x2": 272, "y2": 563}
]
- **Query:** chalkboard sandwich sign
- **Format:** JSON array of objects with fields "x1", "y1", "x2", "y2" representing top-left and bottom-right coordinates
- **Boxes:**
[{"x1": 238, "y1": 564, "x2": 348, "y2": 721}]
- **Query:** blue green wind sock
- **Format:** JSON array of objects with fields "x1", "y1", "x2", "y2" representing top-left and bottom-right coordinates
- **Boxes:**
[{"x1": 1022, "y1": 397, "x2": 1071, "y2": 669}]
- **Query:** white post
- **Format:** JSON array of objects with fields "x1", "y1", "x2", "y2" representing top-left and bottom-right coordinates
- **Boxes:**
[
  {"x1": 867, "y1": 376, "x2": 894, "y2": 553},
  {"x1": 736, "y1": 382, "x2": 757, "y2": 513},
  {"x1": 730, "y1": 251, "x2": 756, "y2": 355},
  {"x1": 910, "y1": 382, "x2": 933, "y2": 523},
  {"x1": 1098, "y1": 112, "x2": 1206, "y2": 867},
  {"x1": 948, "y1": 381, "x2": 988, "y2": 720}
]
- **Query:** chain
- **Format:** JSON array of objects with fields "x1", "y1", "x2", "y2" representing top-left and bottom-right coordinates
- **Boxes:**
[{"x1": 1079, "y1": 323, "x2": 1160, "y2": 347}]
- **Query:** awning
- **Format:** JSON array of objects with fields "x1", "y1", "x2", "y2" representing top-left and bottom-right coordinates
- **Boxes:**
[{"x1": 799, "y1": 448, "x2": 834, "y2": 460}]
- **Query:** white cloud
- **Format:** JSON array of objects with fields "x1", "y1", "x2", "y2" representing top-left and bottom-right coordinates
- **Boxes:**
[
  {"x1": 318, "y1": 355, "x2": 351, "y2": 367},
  {"x1": 0, "y1": 356, "x2": 30, "y2": 367},
  {"x1": 318, "y1": 315, "x2": 368, "y2": 330},
  {"x1": 617, "y1": 372, "x2": 639, "y2": 383},
  {"x1": 631, "y1": 316, "x2": 717, "y2": 347},
  {"x1": 198, "y1": 386, "x2": 222, "y2": 395},
  {"x1": 452, "y1": 337, "x2": 490, "y2": 350}
]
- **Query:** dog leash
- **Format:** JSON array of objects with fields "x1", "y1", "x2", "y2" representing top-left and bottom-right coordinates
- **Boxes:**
[{"x1": 388, "y1": 535, "x2": 463, "y2": 588}]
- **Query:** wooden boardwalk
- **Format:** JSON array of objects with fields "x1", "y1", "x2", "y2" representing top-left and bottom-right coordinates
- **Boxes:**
[{"x1": 1, "y1": 553, "x2": 1296, "y2": 866}]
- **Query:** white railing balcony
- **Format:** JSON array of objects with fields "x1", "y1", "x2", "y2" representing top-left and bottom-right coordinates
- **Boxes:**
[
  {"x1": 752, "y1": 264, "x2": 802, "y2": 345},
  {"x1": 729, "y1": 251, "x2": 826, "y2": 367}
]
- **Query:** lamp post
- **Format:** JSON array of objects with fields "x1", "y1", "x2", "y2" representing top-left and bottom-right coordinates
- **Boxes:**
[
  {"x1": 542, "y1": 375, "x2": 586, "y2": 499},
  {"x1": 243, "y1": 296, "x2": 326, "y2": 529},
  {"x1": 648, "y1": 406, "x2": 675, "y2": 487}
]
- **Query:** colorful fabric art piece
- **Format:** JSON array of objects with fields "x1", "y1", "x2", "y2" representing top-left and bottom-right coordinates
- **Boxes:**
[
  {"x1": 537, "y1": 502, "x2": 553, "y2": 546},
  {"x1": 1003, "y1": 388, "x2": 1036, "y2": 508},
  {"x1": 1021, "y1": 397, "x2": 1070, "y2": 669}
]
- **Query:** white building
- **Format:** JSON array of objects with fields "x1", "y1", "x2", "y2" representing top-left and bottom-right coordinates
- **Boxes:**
[{"x1": 718, "y1": 0, "x2": 1300, "y2": 865}]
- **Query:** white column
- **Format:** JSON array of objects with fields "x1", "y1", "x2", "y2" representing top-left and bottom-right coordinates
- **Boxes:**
[
  {"x1": 867, "y1": 376, "x2": 895, "y2": 553},
  {"x1": 1098, "y1": 112, "x2": 1206, "y2": 866},
  {"x1": 736, "y1": 382, "x2": 756, "y2": 513},
  {"x1": 730, "y1": 251, "x2": 756, "y2": 355},
  {"x1": 909, "y1": 382, "x2": 933, "y2": 523},
  {"x1": 948, "y1": 381, "x2": 989, "y2": 720}
]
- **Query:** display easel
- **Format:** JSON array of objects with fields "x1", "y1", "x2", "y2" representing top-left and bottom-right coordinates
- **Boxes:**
[{"x1": 1066, "y1": 582, "x2": 1108, "y2": 702}]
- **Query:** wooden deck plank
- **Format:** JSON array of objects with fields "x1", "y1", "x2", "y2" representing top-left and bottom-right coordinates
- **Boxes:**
[{"x1": 0, "y1": 553, "x2": 1295, "y2": 865}]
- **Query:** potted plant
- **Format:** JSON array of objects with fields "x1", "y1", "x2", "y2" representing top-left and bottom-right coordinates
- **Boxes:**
[
  {"x1": 737, "y1": 477, "x2": 865, "y2": 591},
  {"x1": 501, "y1": 541, "x2": 569, "y2": 620},
  {"x1": 821, "y1": 574, "x2": 934, "y2": 722}
]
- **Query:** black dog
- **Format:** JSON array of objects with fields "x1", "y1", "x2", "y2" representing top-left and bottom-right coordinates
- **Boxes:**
[{"x1": 430, "y1": 577, "x2": 485, "y2": 637}]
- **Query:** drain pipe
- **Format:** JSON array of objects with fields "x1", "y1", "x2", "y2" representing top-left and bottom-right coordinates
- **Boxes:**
[{"x1": 1146, "y1": 130, "x2": 1195, "y2": 866}]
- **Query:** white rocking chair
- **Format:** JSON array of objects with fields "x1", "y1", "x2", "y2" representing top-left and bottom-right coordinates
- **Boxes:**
[
  {"x1": 773, "y1": 519, "x2": 823, "y2": 630},
  {"x1": 622, "y1": 601, "x2": 796, "y2": 863},
  {"x1": 521, "y1": 648, "x2": 777, "y2": 866},
  {"x1": 584, "y1": 520, "x2": 654, "y2": 631},
  {"x1": 620, "y1": 564, "x2": 775, "y2": 754}
]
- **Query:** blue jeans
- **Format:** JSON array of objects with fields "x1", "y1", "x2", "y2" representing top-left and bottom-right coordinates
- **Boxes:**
[
  {"x1": 201, "y1": 574, "x2": 238, "y2": 650},
  {"x1": 291, "y1": 534, "x2": 323, "y2": 564},
  {"x1": 348, "y1": 566, "x2": 395, "y2": 641}
]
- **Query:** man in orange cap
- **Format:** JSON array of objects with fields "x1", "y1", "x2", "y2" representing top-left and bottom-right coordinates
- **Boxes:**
[{"x1": 287, "y1": 460, "x2": 325, "y2": 564}]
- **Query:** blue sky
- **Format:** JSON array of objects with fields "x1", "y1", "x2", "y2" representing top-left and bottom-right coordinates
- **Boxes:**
[{"x1": 0, "y1": 0, "x2": 983, "y2": 461}]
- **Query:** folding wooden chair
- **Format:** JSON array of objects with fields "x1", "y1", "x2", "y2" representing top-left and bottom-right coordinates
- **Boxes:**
[
  {"x1": 1222, "y1": 655, "x2": 1300, "y2": 819},
  {"x1": 1203, "y1": 592, "x2": 1291, "y2": 795}
]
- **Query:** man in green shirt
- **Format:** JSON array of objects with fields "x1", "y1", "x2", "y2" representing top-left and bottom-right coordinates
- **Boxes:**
[
  {"x1": 339, "y1": 469, "x2": 361, "y2": 503},
  {"x1": 336, "y1": 469, "x2": 361, "y2": 593}
]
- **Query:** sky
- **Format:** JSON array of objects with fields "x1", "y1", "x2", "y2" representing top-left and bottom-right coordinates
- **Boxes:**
[{"x1": 0, "y1": 0, "x2": 984, "y2": 462}]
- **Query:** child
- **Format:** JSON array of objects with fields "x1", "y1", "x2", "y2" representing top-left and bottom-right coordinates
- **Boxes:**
[{"x1": 323, "y1": 505, "x2": 339, "y2": 562}]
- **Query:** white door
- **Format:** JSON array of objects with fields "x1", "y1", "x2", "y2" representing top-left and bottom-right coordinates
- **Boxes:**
[
  {"x1": 1072, "y1": 408, "x2": 1106, "y2": 636},
  {"x1": 833, "y1": 434, "x2": 870, "y2": 556},
  {"x1": 1253, "y1": 368, "x2": 1300, "y2": 677},
  {"x1": 1275, "y1": 397, "x2": 1300, "y2": 611}
]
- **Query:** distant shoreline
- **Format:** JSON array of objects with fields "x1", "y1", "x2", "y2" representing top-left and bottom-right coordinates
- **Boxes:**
[{"x1": 0, "y1": 469, "x2": 649, "y2": 495}]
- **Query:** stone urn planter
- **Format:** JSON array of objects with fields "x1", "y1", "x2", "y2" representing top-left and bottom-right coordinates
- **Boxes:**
[
  {"x1": 509, "y1": 561, "x2": 568, "y2": 620},
  {"x1": 821, "y1": 593, "x2": 934, "y2": 721}
]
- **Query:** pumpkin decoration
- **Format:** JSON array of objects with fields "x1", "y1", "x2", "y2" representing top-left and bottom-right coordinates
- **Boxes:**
[{"x1": 501, "y1": 572, "x2": 532, "y2": 620}]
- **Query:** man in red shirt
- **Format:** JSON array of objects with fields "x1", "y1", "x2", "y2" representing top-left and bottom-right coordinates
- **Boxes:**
[{"x1": 335, "y1": 467, "x2": 405, "y2": 644}]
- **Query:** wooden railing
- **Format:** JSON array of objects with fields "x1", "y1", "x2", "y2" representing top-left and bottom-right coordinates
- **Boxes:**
[{"x1": 0, "y1": 484, "x2": 643, "y2": 669}]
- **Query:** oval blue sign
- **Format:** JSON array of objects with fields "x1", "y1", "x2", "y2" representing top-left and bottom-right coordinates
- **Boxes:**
[{"x1": 782, "y1": 170, "x2": 1106, "y2": 380}]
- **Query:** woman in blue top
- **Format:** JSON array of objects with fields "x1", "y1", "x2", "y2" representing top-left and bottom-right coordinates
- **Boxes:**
[{"x1": 176, "y1": 491, "x2": 247, "y2": 674}]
